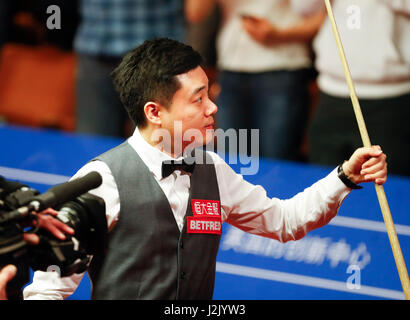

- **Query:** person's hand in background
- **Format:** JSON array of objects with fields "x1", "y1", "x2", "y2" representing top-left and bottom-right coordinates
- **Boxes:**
[{"x1": 0, "y1": 265, "x2": 17, "y2": 300}]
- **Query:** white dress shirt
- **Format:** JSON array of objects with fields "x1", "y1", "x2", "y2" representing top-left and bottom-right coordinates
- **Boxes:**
[
  {"x1": 24, "y1": 128, "x2": 351, "y2": 299},
  {"x1": 216, "y1": 0, "x2": 312, "y2": 72},
  {"x1": 311, "y1": 0, "x2": 410, "y2": 98}
]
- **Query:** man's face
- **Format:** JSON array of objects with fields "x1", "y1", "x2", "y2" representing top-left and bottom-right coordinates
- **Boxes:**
[{"x1": 160, "y1": 66, "x2": 217, "y2": 152}]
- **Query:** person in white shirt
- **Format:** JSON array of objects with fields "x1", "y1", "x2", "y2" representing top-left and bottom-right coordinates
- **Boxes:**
[
  {"x1": 306, "y1": 0, "x2": 410, "y2": 176},
  {"x1": 186, "y1": 0, "x2": 326, "y2": 161},
  {"x1": 23, "y1": 38, "x2": 387, "y2": 300}
]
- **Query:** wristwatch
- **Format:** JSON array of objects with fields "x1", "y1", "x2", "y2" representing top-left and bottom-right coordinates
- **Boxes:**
[{"x1": 337, "y1": 162, "x2": 363, "y2": 190}]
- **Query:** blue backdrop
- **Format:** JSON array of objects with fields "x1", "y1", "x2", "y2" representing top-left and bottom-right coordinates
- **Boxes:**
[{"x1": 1, "y1": 124, "x2": 409, "y2": 300}]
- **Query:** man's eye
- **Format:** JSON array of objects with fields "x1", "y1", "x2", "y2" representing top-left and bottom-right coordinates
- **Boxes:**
[{"x1": 196, "y1": 97, "x2": 203, "y2": 103}]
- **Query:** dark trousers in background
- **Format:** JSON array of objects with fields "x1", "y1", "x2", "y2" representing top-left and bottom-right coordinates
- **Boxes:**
[
  {"x1": 216, "y1": 69, "x2": 310, "y2": 161},
  {"x1": 75, "y1": 53, "x2": 128, "y2": 137},
  {"x1": 309, "y1": 91, "x2": 410, "y2": 177},
  {"x1": 0, "y1": 0, "x2": 12, "y2": 48}
]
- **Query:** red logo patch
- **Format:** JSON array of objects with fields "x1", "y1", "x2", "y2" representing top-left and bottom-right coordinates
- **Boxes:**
[
  {"x1": 187, "y1": 216, "x2": 222, "y2": 235},
  {"x1": 187, "y1": 199, "x2": 222, "y2": 234},
  {"x1": 191, "y1": 199, "x2": 221, "y2": 217}
]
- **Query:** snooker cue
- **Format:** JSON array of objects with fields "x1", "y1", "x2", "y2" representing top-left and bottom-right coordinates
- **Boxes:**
[{"x1": 323, "y1": 0, "x2": 410, "y2": 300}]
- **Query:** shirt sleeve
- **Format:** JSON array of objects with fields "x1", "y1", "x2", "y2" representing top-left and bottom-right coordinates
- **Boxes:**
[
  {"x1": 378, "y1": 0, "x2": 410, "y2": 15},
  {"x1": 290, "y1": 0, "x2": 325, "y2": 17},
  {"x1": 209, "y1": 152, "x2": 351, "y2": 243},
  {"x1": 23, "y1": 160, "x2": 120, "y2": 300}
]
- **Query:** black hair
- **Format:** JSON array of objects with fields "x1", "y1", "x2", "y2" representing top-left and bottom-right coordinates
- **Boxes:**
[{"x1": 111, "y1": 38, "x2": 203, "y2": 128}]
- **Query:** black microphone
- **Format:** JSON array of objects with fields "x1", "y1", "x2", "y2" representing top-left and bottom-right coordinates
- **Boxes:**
[
  {"x1": 0, "y1": 176, "x2": 29, "y2": 198},
  {"x1": 0, "y1": 171, "x2": 103, "y2": 223},
  {"x1": 31, "y1": 171, "x2": 103, "y2": 211}
]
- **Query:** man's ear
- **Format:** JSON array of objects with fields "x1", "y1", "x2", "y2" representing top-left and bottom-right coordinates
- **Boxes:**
[{"x1": 143, "y1": 101, "x2": 163, "y2": 126}]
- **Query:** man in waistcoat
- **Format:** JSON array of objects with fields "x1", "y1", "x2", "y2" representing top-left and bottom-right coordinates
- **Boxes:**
[{"x1": 23, "y1": 38, "x2": 387, "y2": 300}]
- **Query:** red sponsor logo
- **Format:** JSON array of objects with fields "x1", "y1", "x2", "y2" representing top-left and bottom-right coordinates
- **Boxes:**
[
  {"x1": 187, "y1": 216, "x2": 222, "y2": 235},
  {"x1": 191, "y1": 199, "x2": 220, "y2": 218}
]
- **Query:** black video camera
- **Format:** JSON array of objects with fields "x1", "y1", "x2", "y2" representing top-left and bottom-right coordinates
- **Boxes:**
[{"x1": 0, "y1": 172, "x2": 107, "y2": 300}]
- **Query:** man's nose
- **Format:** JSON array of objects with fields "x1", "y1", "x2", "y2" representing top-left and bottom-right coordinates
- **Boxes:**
[{"x1": 206, "y1": 99, "x2": 218, "y2": 116}]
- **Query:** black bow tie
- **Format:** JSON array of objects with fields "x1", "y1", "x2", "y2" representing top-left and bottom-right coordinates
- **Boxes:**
[{"x1": 161, "y1": 159, "x2": 195, "y2": 178}]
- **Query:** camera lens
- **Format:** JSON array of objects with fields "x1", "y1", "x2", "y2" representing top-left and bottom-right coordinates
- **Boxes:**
[{"x1": 56, "y1": 193, "x2": 107, "y2": 256}]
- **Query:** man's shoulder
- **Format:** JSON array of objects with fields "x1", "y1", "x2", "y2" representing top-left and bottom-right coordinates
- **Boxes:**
[
  {"x1": 72, "y1": 160, "x2": 113, "y2": 181},
  {"x1": 94, "y1": 141, "x2": 131, "y2": 161},
  {"x1": 72, "y1": 141, "x2": 131, "y2": 180}
]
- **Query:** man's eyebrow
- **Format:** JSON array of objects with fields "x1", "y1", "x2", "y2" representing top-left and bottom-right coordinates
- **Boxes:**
[{"x1": 190, "y1": 85, "x2": 206, "y2": 98}]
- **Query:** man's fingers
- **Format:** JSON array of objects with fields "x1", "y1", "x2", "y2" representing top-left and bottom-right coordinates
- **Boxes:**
[
  {"x1": 36, "y1": 215, "x2": 74, "y2": 240},
  {"x1": 39, "y1": 220, "x2": 67, "y2": 240},
  {"x1": 47, "y1": 226, "x2": 66, "y2": 240},
  {"x1": 361, "y1": 162, "x2": 388, "y2": 184},
  {"x1": 23, "y1": 233, "x2": 40, "y2": 245},
  {"x1": 0, "y1": 265, "x2": 17, "y2": 300},
  {"x1": 362, "y1": 170, "x2": 388, "y2": 184},
  {"x1": 242, "y1": 17, "x2": 269, "y2": 38},
  {"x1": 352, "y1": 146, "x2": 385, "y2": 171},
  {"x1": 361, "y1": 156, "x2": 380, "y2": 170},
  {"x1": 375, "y1": 177, "x2": 387, "y2": 185},
  {"x1": 242, "y1": 15, "x2": 262, "y2": 22},
  {"x1": 26, "y1": 214, "x2": 74, "y2": 242},
  {"x1": 242, "y1": 19, "x2": 256, "y2": 34},
  {"x1": 39, "y1": 208, "x2": 59, "y2": 216},
  {"x1": 0, "y1": 265, "x2": 17, "y2": 287},
  {"x1": 359, "y1": 146, "x2": 383, "y2": 159},
  {"x1": 358, "y1": 146, "x2": 387, "y2": 185},
  {"x1": 46, "y1": 218, "x2": 75, "y2": 235},
  {"x1": 361, "y1": 159, "x2": 386, "y2": 175},
  {"x1": 345, "y1": 145, "x2": 387, "y2": 185}
]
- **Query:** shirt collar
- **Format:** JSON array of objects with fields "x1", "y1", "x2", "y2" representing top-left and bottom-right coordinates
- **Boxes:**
[{"x1": 127, "y1": 127, "x2": 184, "y2": 180}]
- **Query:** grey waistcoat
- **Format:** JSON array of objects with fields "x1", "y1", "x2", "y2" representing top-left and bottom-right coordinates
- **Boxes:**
[{"x1": 88, "y1": 142, "x2": 222, "y2": 300}]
